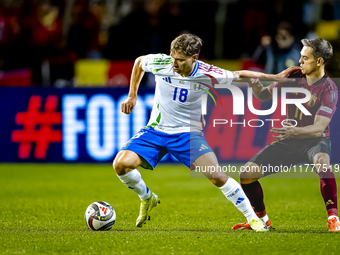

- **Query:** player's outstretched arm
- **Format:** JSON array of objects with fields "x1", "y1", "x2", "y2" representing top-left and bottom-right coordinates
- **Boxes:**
[
  {"x1": 243, "y1": 66, "x2": 301, "y2": 101},
  {"x1": 121, "y1": 56, "x2": 145, "y2": 114},
  {"x1": 233, "y1": 66, "x2": 300, "y2": 82},
  {"x1": 270, "y1": 115, "x2": 330, "y2": 140}
]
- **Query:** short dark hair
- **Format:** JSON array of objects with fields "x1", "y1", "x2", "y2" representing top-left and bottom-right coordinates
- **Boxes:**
[
  {"x1": 301, "y1": 38, "x2": 333, "y2": 63},
  {"x1": 170, "y1": 34, "x2": 203, "y2": 56}
]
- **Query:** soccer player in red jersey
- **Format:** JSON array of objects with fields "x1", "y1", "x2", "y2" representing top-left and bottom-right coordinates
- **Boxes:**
[{"x1": 232, "y1": 38, "x2": 340, "y2": 231}]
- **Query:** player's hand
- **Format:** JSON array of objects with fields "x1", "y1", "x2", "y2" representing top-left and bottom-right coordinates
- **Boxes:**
[
  {"x1": 270, "y1": 122, "x2": 298, "y2": 141},
  {"x1": 275, "y1": 66, "x2": 301, "y2": 80},
  {"x1": 121, "y1": 97, "x2": 137, "y2": 114},
  {"x1": 248, "y1": 78, "x2": 263, "y2": 94}
]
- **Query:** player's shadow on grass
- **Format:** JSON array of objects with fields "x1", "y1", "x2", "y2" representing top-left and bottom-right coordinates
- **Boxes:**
[
  {"x1": 112, "y1": 228, "x2": 229, "y2": 233},
  {"x1": 270, "y1": 229, "x2": 333, "y2": 234},
  {"x1": 110, "y1": 229, "x2": 333, "y2": 234}
]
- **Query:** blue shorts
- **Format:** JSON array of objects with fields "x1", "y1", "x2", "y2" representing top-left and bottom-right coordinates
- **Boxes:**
[{"x1": 121, "y1": 127, "x2": 213, "y2": 169}]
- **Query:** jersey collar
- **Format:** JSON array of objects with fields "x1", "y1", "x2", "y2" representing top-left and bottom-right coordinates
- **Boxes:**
[
  {"x1": 305, "y1": 71, "x2": 328, "y2": 86},
  {"x1": 189, "y1": 61, "x2": 199, "y2": 77}
]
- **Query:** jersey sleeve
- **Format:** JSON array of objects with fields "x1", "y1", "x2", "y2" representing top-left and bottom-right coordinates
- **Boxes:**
[
  {"x1": 142, "y1": 54, "x2": 173, "y2": 74},
  {"x1": 206, "y1": 69, "x2": 234, "y2": 87},
  {"x1": 221, "y1": 69, "x2": 234, "y2": 85},
  {"x1": 196, "y1": 61, "x2": 234, "y2": 87},
  {"x1": 316, "y1": 86, "x2": 338, "y2": 119}
]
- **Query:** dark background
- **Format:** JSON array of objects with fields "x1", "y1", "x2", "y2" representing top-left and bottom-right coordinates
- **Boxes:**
[{"x1": 1, "y1": 0, "x2": 340, "y2": 86}]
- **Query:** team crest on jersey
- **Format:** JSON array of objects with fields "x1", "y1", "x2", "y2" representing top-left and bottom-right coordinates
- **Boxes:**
[
  {"x1": 308, "y1": 95, "x2": 317, "y2": 107},
  {"x1": 193, "y1": 83, "x2": 201, "y2": 91}
]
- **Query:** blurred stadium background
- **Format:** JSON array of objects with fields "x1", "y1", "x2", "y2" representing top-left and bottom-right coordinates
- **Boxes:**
[{"x1": 0, "y1": 0, "x2": 340, "y2": 163}]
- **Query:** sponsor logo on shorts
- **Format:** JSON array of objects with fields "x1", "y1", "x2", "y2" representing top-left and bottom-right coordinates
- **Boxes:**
[{"x1": 199, "y1": 144, "x2": 209, "y2": 151}]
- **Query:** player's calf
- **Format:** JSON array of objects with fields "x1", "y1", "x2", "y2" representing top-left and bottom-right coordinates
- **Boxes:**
[{"x1": 113, "y1": 151, "x2": 158, "y2": 226}]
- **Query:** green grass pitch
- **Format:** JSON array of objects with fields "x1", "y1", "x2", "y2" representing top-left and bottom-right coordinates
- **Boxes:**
[{"x1": 0, "y1": 163, "x2": 339, "y2": 254}]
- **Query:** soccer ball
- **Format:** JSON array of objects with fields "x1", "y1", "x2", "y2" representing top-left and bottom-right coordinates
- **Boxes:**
[{"x1": 84, "y1": 201, "x2": 116, "y2": 231}]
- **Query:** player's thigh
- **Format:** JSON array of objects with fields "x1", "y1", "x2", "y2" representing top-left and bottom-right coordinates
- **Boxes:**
[
  {"x1": 303, "y1": 137, "x2": 332, "y2": 168},
  {"x1": 249, "y1": 139, "x2": 298, "y2": 176},
  {"x1": 167, "y1": 132, "x2": 213, "y2": 169},
  {"x1": 113, "y1": 150, "x2": 145, "y2": 175},
  {"x1": 120, "y1": 127, "x2": 168, "y2": 170}
]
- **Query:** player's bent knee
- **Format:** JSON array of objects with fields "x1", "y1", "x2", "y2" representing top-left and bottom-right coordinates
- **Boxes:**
[
  {"x1": 113, "y1": 151, "x2": 141, "y2": 175},
  {"x1": 112, "y1": 159, "x2": 128, "y2": 175},
  {"x1": 240, "y1": 177, "x2": 259, "y2": 185},
  {"x1": 313, "y1": 153, "x2": 330, "y2": 170},
  {"x1": 313, "y1": 153, "x2": 330, "y2": 164},
  {"x1": 113, "y1": 159, "x2": 138, "y2": 176},
  {"x1": 239, "y1": 162, "x2": 262, "y2": 184}
]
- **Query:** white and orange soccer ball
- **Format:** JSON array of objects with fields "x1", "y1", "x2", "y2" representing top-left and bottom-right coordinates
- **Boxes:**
[{"x1": 84, "y1": 201, "x2": 116, "y2": 231}]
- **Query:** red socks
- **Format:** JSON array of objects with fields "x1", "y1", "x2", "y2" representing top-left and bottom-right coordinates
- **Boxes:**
[
  {"x1": 241, "y1": 181, "x2": 265, "y2": 213},
  {"x1": 318, "y1": 168, "x2": 338, "y2": 217},
  {"x1": 242, "y1": 170, "x2": 339, "y2": 219}
]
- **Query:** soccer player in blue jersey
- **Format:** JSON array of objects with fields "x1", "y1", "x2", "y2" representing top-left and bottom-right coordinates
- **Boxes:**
[
  {"x1": 113, "y1": 33, "x2": 290, "y2": 231},
  {"x1": 232, "y1": 38, "x2": 340, "y2": 231}
]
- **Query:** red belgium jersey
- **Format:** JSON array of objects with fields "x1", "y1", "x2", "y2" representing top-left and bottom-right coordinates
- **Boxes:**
[{"x1": 269, "y1": 69, "x2": 338, "y2": 137}]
